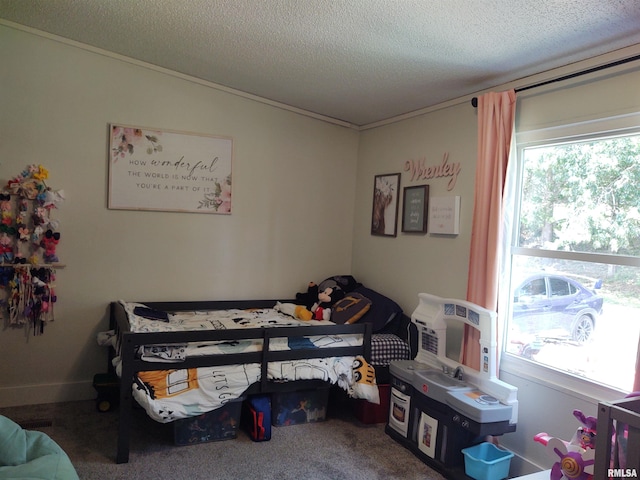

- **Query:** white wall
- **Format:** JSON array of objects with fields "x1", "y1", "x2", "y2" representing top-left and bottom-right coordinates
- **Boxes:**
[
  {"x1": 353, "y1": 102, "x2": 477, "y2": 308},
  {"x1": 0, "y1": 24, "x2": 359, "y2": 406}
]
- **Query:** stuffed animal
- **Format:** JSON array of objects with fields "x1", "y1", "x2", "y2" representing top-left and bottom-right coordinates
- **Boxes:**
[
  {"x1": 296, "y1": 282, "x2": 320, "y2": 310},
  {"x1": 294, "y1": 281, "x2": 345, "y2": 321}
]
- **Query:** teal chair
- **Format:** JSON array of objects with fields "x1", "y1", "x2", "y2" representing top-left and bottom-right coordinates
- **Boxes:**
[{"x1": 0, "y1": 415, "x2": 79, "y2": 480}]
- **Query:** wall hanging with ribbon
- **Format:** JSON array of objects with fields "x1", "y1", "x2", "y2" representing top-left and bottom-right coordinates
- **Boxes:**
[{"x1": 0, "y1": 165, "x2": 64, "y2": 334}]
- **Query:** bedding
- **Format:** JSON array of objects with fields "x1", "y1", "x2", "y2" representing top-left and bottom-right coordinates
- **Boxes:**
[
  {"x1": 369, "y1": 333, "x2": 411, "y2": 367},
  {"x1": 121, "y1": 301, "x2": 363, "y2": 362}
]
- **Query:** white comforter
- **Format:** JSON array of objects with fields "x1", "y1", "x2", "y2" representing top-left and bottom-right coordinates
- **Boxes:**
[{"x1": 109, "y1": 302, "x2": 377, "y2": 423}]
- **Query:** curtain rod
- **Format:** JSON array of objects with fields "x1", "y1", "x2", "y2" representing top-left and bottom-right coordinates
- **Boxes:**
[{"x1": 471, "y1": 53, "x2": 640, "y2": 107}]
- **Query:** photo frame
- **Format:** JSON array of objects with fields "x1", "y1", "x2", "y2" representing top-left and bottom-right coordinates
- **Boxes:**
[
  {"x1": 402, "y1": 185, "x2": 429, "y2": 233},
  {"x1": 371, "y1": 173, "x2": 400, "y2": 237},
  {"x1": 108, "y1": 124, "x2": 233, "y2": 214}
]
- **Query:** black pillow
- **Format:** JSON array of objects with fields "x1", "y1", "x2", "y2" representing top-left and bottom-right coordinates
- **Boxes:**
[
  {"x1": 320, "y1": 275, "x2": 362, "y2": 293},
  {"x1": 133, "y1": 306, "x2": 169, "y2": 322},
  {"x1": 353, "y1": 286, "x2": 402, "y2": 333}
]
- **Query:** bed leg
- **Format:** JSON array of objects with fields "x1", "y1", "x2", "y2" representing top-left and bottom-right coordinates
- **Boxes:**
[
  {"x1": 116, "y1": 393, "x2": 132, "y2": 463},
  {"x1": 116, "y1": 336, "x2": 135, "y2": 464}
]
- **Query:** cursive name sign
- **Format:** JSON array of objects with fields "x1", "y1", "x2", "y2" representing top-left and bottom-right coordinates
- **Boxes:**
[{"x1": 403, "y1": 152, "x2": 461, "y2": 191}]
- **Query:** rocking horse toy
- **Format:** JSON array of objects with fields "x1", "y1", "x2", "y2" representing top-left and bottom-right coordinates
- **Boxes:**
[{"x1": 534, "y1": 409, "x2": 597, "y2": 480}]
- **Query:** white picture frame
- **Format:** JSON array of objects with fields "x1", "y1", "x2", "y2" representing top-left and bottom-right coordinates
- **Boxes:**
[{"x1": 108, "y1": 124, "x2": 233, "y2": 214}]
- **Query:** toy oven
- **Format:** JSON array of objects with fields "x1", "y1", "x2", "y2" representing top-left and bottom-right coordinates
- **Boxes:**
[{"x1": 388, "y1": 377, "x2": 411, "y2": 438}]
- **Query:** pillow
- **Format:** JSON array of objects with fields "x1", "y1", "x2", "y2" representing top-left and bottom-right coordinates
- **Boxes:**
[
  {"x1": 319, "y1": 275, "x2": 362, "y2": 293},
  {"x1": 331, "y1": 293, "x2": 372, "y2": 324},
  {"x1": 349, "y1": 356, "x2": 380, "y2": 404},
  {"x1": 133, "y1": 306, "x2": 169, "y2": 322},
  {"x1": 353, "y1": 286, "x2": 402, "y2": 333}
]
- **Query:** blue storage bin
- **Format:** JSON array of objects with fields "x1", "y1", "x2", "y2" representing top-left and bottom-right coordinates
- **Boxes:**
[{"x1": 462, "y1": 442, "x2": 514, "y2": 480}]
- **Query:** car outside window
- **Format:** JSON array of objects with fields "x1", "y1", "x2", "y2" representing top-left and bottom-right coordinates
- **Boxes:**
[{"x1": 518, "y1": 278, "x2": 545, "y2": 300}]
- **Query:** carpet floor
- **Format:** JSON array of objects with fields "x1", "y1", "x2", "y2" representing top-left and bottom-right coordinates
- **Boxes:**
[{"x1": 0, "y1": 397, "x2": 447, "y2": 480}]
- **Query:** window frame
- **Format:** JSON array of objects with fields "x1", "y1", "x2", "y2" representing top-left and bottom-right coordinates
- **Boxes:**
[{"x1": 499, "y1": 116, "x2": 640, "y2": 401}]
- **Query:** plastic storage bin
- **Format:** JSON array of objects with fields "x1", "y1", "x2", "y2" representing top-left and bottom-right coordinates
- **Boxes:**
[
  {"x1": 272, "y1": 387, "x2": 329, "y2": 426},
  {"x1": 173, "y1": 398, "x2": 243, "y2": 445},
  {"x1": 461, "y1": 442, "x2": 514, "y2": 480},
  {"x1": 353, "y1": 384, "x2": 390, "y2": 424}
]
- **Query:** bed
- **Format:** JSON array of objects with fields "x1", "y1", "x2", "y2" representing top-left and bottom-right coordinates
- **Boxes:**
[{"x1": 106, "y1": 277, "x2": 411, "y2": 463}]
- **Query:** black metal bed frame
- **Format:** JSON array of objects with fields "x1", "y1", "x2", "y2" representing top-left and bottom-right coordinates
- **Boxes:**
[{"x1": 109, "y1": 300, "x2": 372, "y2": 463}]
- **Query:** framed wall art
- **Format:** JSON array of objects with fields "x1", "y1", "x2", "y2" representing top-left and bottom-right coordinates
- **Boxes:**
[
  {"x1": 108, "y1": 124, "x2": 233, "y2": 214},
  {"x1": 371, "y1": 173, "x2": 400, "y2": 237},
  {"x1": 429, "y1": 196, "x2": 461, "y2": 235},
  {"x1": 402, "y1": 185, "x2": 429, "y2": 233}
]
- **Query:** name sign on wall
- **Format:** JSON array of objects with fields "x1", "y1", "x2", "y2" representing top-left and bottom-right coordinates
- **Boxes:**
[
  {"x1": 403, "y1": 152, "x2": 461, "y2": 191},
  {"x1": 108, "y1": 124, "x2": 233, "y2": 214}
]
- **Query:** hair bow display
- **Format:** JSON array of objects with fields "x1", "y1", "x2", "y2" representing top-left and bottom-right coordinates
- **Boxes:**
[{"x1": 1, "y1": 165, "x2": 62, "y2": 334}]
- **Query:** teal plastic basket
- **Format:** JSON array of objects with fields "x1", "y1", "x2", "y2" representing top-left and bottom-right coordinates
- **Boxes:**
[{"x1": 462, "y1": 442, "x2": 514, "y2": 480}]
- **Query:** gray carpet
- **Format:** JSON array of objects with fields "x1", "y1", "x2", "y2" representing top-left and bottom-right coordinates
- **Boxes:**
[{"x1": 0, "y1": 397, "x2": 446, "y2": 480}]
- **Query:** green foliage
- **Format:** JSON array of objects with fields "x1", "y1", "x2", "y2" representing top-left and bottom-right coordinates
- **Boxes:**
[{"x1": 519, "y1": 135, "x2": 640, "y2": 256}]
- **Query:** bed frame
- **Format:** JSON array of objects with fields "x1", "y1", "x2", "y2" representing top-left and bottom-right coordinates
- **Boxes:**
[
  {"x1": 594, "y1": 395, "x2": 640, "y2": 478},
  {"x1": 109, "y1": 300, "x2": 373, "y2": 464}
]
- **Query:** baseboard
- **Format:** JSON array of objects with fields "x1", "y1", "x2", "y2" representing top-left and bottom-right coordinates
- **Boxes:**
[
  {"x1": 0, "y1": 380, "x2": 95, "y2": 408},
  {"x1": 508, "y1": 450, "x2": 546, "y2": 477}
]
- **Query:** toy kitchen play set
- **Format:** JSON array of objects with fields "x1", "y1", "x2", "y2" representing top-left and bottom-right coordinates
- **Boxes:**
[{"x1": 386, "y1": 293, "x2": 518, "y2": 479}]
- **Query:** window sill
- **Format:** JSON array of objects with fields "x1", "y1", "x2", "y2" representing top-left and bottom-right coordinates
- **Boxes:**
[{"x1": 500, "y1": 353, "x2": 629, "y2": 404}]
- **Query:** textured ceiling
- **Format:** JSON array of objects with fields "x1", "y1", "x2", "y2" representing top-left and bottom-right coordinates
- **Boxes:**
[{"x1": 1, "y1": 0, "x2": 640, "y2": 126}]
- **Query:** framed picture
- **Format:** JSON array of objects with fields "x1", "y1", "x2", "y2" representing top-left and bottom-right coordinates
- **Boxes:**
[
  {"x1": 429, "y1": 196, "x2": 461, "y2": 235},
  {"x1": 108, "y1": 124, "x2": 233, "y2": 214},
  {"x1": 371, "y1": 173, "x2": 400, "y2": 237},
  {"x1": 402, "y1": 185, "x2": 429, "y2": 233}
]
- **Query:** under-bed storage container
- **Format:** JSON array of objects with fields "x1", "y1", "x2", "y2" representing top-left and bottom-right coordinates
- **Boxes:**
[
  {"x1": 272, "y1": 387, "x2": 330, "y2": 426},
  {"x1": 353, "y1": 384, "x2": 390, "y2": 424},
  {"x1": 173, "y1": 397, "x2": 244, "y2": 445}
]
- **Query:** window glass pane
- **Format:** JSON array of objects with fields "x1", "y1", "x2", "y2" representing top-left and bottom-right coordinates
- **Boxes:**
[
  {"x1": 504, "y1": 255, "x2": 639, "y2": 392},
  {"x1": 518, "y1": 136, "x2": 640, "y2": 256},
  {"x1": 504, "y1": 133, "x2": 640, "y2": 392}
]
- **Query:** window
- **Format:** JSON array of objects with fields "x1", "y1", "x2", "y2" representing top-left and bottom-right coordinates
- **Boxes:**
[{"x1": 502, "y1": 131, "x2": 640, "y2": 393}]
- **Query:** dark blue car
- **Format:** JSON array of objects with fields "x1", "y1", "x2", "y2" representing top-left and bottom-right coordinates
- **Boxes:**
[{"x1": 511, "y1": 273, "x2": 603, "y2": 344}]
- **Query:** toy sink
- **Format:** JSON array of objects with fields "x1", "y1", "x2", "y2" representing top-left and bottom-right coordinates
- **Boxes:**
[
  {"x1": 419, "y1": 369, "x2": 468, "y2": 388},
  {"x1": 413, "y1": 368, "x2": 471, "y2": 403},
  {"x1": 392, "y1": 362, "x2": 514, "y2": 424}
]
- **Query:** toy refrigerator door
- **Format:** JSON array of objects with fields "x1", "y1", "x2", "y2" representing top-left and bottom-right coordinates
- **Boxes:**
[{"x1": 417, "y1": 412, "x2": 438, "y2": 458}]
